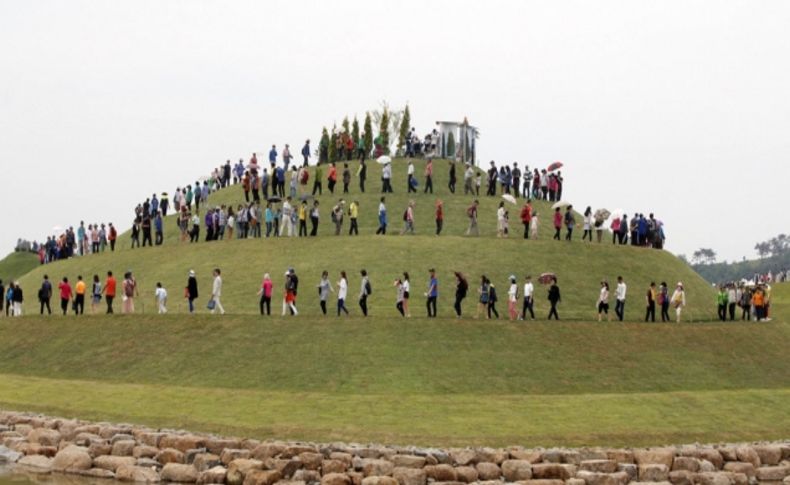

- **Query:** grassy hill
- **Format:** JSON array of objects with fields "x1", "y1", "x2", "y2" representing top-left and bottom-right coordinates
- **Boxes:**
[
  {"x1": 17, "y1": 158, "x2": 715, "y2": 321},
  {"x1": 0, "y1": 252, "x2": 39, "y2": 286},
  {"x1": 2, "y1": 158, "x2": 785, "y2": 448}
]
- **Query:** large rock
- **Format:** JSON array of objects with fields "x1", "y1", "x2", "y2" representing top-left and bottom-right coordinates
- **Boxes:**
[
  {"x1": 206, "y1": 439, "x2": 243, "y2": 456},
  {"x1": 221, "y1": 449, "x2": 252, "y2": 465},
  {"x1": 754, "y1": 446, "x2": 784, "y2": 466},
  {"x1": 392, "y1": 467, "x2": 426, "y2": 485},
  {"x1": 0, "y1": 446, "x2": 23, "y2": 463},
  {"x1": 531, "y1": 464, "x2": 577, "y2": 480},
  {"x1": 281, "y1": 446, "x2": 317, "y2": 459},
  {"x1": 90, "y1": 441, "x2": 113, "y2": 457},
  {"x1": 580, "y1": 460, "x2": 618, "y2": 474},
  {"x1": 160, "y1": 435, "x2": 207, "y2": 453},
  {"x1": 156, "y1": 448, "x2": 186, "y2": 464},
  {"x1": 113, "y1": 440, "x2": 138, "y2": 457},
  {"x1": 330, "y1": 452, "x2": 353, "y2": 466},
  {"x1": 450, "y1": 450, "x2": 477, "y2": 466},
  {"x1": 361, "y1": 477, "x2": 399, "y2": 485},
  {"x1": 755, "y1": 466, "x2": 789, "y2": 481},
  {"x1": 575, "y1": 470, "x2": 630, "y2": 485},
  {"x1": 693, "y1": 471, "x2": 740, "y2": 485},
  {"x1": 671, "y1": 457, "x2": 700, "y2": 472},
  {"x1": 475, "y1": 462, "x2": 500, "y2": 480},
  {"x1": 198, "y1": 465, "x2": 228, "y2": 485},
  {"x1": 27, "y1": 428, "x2": 61, "y2": 447},
  {"x1": 321, "y1": 473, "x2": 352, "y2": 485},
  {"x1": 454, "y1": 466, "x2": 477, "y2": 483},
  {"x1": 638, "y1": 464, "x2": 669, "y2": 482},
  {"x1": 243, "y1": 469, "x2": 282, "y2": 485},
  {"x1": 679, "y1": 449, "x2": 723, "y2": 469},
  {"x1": 322, "y1": 459, "x2": 348, "y2": 474},
  {"x1": 251, "y1": 444, "x2": 286, "y2": 461},
  {"x1": 94, "y1": 455, "x2": 137, "y2": 471},
  {"x1": 734, "y1": 447, "x2": 760, "y2": 468},
  {"x1": 362, "y1": 459, "x2": 394, "y2": 477},
  {"x1": 194, "y1": 453, "x2": 222, "y2": 471},
  {"x1": 272, "y1": 458, "x2": 303, "y2": 478},
  {"x1": 52, "y1": 444, "x2": 93, "y2": 472},
  {"x1": 669, "y1": 469, "x2": 695, "y2": 485},
  {"x1": 226, "y1": 459, "x2": 264, "y2": 485},
  {"x1": 162, "y1": 463, "x2": 200, "y2": 483},
  {"x1": 508, "y1": 449, "x2": 543, "y2": 463},
  {"x1": 116, "y1": 464, "x2": 162, "y2": 482},
  {"x1": 518, "y1": 480, "x2": 565, "y2": 485},
  {"x1": 134, "y1": 445, "x2": 160, "y2": 459},
  {"x1": 391, "y1": 455, "x2": 425, "y2": 468},
  {"x1": 140, "y1": 432, "x2": 167, "y2": 448},
  {"x1": 607, "y1": 450, "x2": 634, "y2": 464},
  {"x1": 722, "y1": 462, "x2": 754, "y2": 478},
  {"x1": 111, "y1": 434, "x2": 136, "y2": 444},
  {"x1": 298, "y1": 452, "x2": 323, "y2": 470},
  {"x1": 502, "y1": 459, "x2": 533, "y2": 481},
  {"x1": 424, "y1": 464, "x2": 457, "y2": 482},
  {"x1": 633, "y1": 449, "x2": 675, "y2": 469},
  {"x1": 17, "y1": 454, "x2": 54, "y2": 473}
]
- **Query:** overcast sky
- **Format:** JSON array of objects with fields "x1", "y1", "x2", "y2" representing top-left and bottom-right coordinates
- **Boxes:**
[{"x1": 1, "y1": 1, "x2": 788, "y2": 262}]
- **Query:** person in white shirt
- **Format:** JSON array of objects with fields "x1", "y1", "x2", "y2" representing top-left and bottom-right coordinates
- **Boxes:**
[
  {"x1": 211, "y1": 268, "x2": 225, "y2": 315},
  {"x1": 402, "y1": 272, "x2": 411, "y2": 317},
  {"x1": 615, "y1": 276, "x2": 627, "y2": 321},
  {"x1": 598, "y1": 281, "x2": 610, "y2": 322},
  {"x1": 155, "y1": 282, "x2": 168, "y2": 314},
  {"x1": 407, "y1": 161, "x2": 416, "y2": 193},
  {"x1": 507, "y1": 276, "x2": 519, "y2": 320},
  {"x1": 670, "y1": 282, "x2": 686, "y2": 323},
  {"x1": 280, "y1": 197, "x2": 294, "y2": 237},
  {"x1": 337, "y1": 271, "x2": 349, "y2": 316},
  {"x1": 381, "y1": 163, "x2": 393, "y2": 193},
  {"x1": 530, "y1": 212, "x2": 539, "y2": 239},
  {"x1": 521, "y1": 275, "x2": 535, "y2": 320},
  {"x1": 464, "y1": 165, "x2": 475, "y2": 195},
  {"x1": 726, "y1": 284, "x2": 738, "y2": 321},
  {"x1": 497, "y1": 202, "x2": 507, "y2": 238}
]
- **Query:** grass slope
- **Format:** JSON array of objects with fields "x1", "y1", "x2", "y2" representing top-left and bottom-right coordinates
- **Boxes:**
[{"x1": 0, "y1": 252, "x2": 39, "y2": 285}]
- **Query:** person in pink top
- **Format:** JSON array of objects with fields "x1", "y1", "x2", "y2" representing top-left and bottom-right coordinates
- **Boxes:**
[
  {"x1": 423, "y1": 159, "x2": 434, "y2": 194},
  {"x1": 610, "y1": 217, "x2": 621, "y2": 244},
  {"x1": 258, "y1": 273, "x2": 273, "y2": 315},
  {"x1": 553, "y1": 207, "x2": 563, "y2": 240},
  {"x1": 58, "y1": 277, "x2": 72, "y2": 315}
]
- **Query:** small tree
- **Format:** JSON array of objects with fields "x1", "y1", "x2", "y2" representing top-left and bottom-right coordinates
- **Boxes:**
[
  {"x1": 379, "y1": 107, "x2": 390, "y2": 155},
  {"x1": 328, "y1": 125, "x2": 338, "y2": 165},
  {"x1": 692, "y1": 248, "x2": 717, "y2": 265},
  {"x1": 351, "y1": 116, "x2": 360, "y2": 147},
  {"x1": 755, "y1": 242, "x2": 771, "y2": 259},
  {"x1": 342, "y1": 116, "x2": 350, "y2": 136},
  {"x1": 319, "y1": 127, "x2": 330, "y2": 164},
  {"x1": 363, "y1": 112, "x2": 373, "y2": 157},
  {"x1": 398, "y1": 104, "x2": 411, "y2": 156},
  {"x1": 447, "y1": 132, "x2": 456, "y2": 160}
]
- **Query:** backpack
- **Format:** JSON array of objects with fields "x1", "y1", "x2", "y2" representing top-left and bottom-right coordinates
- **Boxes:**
[
  {"x1": 365, "y1": 280, "x2": 372, "y2": 295},
  {"x1": 403, "y1": 209, "x2": 409, "y2": 221},
  {"x1": 467, "y1": 206, "x2": 475, "y2": 218},
  {"x1": 489, "y1": 286, "x2": 498, "y2": 303},
  {"x1": 331, "y1": 208, "x2": 338, "y2": 223},
  {"x1": 300, "y1": 170, "x2": 309, "y2": 184}
]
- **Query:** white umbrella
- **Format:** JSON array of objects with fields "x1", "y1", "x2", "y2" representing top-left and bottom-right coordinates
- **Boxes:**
[
  {"x1": 551, "y1": 201, "x2": 571, "y2": 210},
  {"x1": 502, "y1": 194, "x2": 517, "y2": 205},
  {"x1": 611, "y1": 208, "x2": 624, "y2": 217},
  {"x1": 52, "y1": 225, "x2": 64, "y2": 234},
  {"x1": 376, "y1": 155, "x2": 392, "y2": 165}
]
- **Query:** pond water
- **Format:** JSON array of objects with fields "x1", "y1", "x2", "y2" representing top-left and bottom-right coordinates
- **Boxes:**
[{"x1": 0, "y1": 466, "x2": 103, "y2": 485}]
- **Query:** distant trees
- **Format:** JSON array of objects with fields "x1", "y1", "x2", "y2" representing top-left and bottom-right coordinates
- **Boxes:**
[
  {"x1": 397, "y1": 104, "x2": 411, "y2": 155},
  {"x1": 363, "y1": 113, "x2": 373, "y2": 157},
  {"x1": 755, "y1": 234, "x2": 789, "y2": 258},
  {"x1": 321, "y1": 102, "x2": 410, "y2": 159},
  {"x1": 692, "y1": 248, "x2": 717, "y2": 265}
]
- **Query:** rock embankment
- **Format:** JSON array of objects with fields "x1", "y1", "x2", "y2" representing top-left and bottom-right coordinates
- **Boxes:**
[{"x1": 1, "y1": 411, "x2": 789, "y2": 485}]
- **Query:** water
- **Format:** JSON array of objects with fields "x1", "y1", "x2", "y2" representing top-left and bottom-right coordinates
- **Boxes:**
[{"x1": 0, "y1": 465, "x2": 104, "y2": 485}]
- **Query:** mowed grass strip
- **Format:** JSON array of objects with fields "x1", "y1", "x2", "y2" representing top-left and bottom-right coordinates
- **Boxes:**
[
  {"x1": 0, "y1": 316, "x2": 788, "y2": 396},
  {"x1": 1, "y1": 373, "x2": 788, "y2": 447}
]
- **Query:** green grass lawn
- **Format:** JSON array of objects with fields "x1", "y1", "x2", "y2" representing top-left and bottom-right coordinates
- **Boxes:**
[{"x1": 0, "y1": 252, "x2": 39, "y2": 285}]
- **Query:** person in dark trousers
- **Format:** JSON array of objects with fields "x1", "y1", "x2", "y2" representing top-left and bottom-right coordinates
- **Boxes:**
[
  {"x1": 426, "y1": 269, "x2": 438, "y2": 318},
  {"x1": 104, "y1": 271, "x2": 116, "y2": 314},
  {"x1": 547, "y1": 277, "x2": 561, "y2": 320},
  {"x1": 310, "y1": 201, "x2": 320, "y2": 237},
  {"x1": 301, "y1": 139, "x2": 310, "y2": 166},
  {"x1": 0, "y1": 280, "x2": 4, "y2": 316},
  {"x1": 358, "y1": 160, "x2": 367, "y2": 193},
  {"x1": 448, "y1": 161, "x2": 457, "y2": 193},
  {"x1": 615, "y1": 276, "x2": 627, "y2": 321},
  {"x1": 564, "y1": 205, "x2": 575, "y2": 241},
  {"x1": 39, "y1": 275, "x2": 52, "y2": 315},
  {"x1": 453, "y1": 272, "x2": 467, "y2": 317},
  {"x1": 645, "y1": 282, "x2": 656, "y2": 322},
  {"x1": 487, "y1": 279, "x2": 499, "y2": 319},
  {"x1": 73, "y1": 276, "x2": 85, "y2": 315},
  {"x1": 141, "y1": 215, "x2": 153, "y2": 247},
  {"x1": 359, "y1": 270, "x2": 370, "y2": 317},
  {"x1": 659, "y1": 282, "x2": 671, "y2": 322},
  {"x1": 521, "y1": 275, "x2": 535, "y2": 320},
  {"x1": 187, "y1": 270, "x2": 199, "y2": 313}
]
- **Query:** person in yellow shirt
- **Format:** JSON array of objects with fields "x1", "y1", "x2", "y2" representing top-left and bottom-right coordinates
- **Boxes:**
[
  {"x1": 348, "y1": 200, "x2": 359, "y2": 236},
  {"x1": 298, "y1": 201, "x2": 308, "y2": 237},
  {"x1": 74, "y1": 275, "x2": 86, "y2": 315}
]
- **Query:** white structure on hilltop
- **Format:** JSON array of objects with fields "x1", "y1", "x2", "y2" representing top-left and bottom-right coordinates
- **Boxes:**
[{"x1": 435, "y1": 117, "x2": 479, "y2": 165}]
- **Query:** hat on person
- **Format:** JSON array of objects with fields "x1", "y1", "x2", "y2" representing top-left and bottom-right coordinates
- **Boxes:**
[
  {"x1": 189, "y1": 270, "x2": 195, "y2": 277},
  {"x1": 677, "y1": 281, "x2": 683, "y2": 287}
]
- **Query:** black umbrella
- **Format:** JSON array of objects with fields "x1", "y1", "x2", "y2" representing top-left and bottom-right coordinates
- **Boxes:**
[{"x1": 267, "y1": 197, "x2": 282, "y2": 203}]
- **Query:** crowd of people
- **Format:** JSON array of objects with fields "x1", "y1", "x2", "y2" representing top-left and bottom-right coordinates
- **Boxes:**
[{"x1": 714, "y1": 282, "x2": 774, "y2": 322}]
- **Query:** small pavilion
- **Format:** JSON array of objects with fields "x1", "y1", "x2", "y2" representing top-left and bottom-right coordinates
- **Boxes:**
[{"x1": 435, "y1": 117, "x2": 479, "y2": 165}]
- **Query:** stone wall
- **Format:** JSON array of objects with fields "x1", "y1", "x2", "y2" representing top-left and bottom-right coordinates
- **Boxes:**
[{"x1": 1, "y1": 411, "x2": 789, "y2": 485}]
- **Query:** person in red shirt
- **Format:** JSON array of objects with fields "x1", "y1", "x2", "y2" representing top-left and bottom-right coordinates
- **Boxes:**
[
  {"x1": 57, "y1": 277, "x2": 72, "y2": 315},
  {"x1": 327, "y1": 163, "x2": 337, "y2": 194},
  {"x1": 103, "y1": 271, "x2": 117, "y2": 314},
  {"x1": 520, "y1": 201, "x2": 532, "y2": 239},
  {"x1": 553, "y1": 207, "x2": 563, "y2": 240},
  {"x1": 435, "y1": 199, "x2": 444, "y2": 236}
]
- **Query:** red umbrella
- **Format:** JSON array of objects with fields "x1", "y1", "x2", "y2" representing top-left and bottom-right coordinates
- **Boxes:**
[
  {"x1": 547, "y1": 161, "x2": 563, "y2": 172},
  {"x1": 538, "y1": 273, "x2": 557, "y2": 285}
]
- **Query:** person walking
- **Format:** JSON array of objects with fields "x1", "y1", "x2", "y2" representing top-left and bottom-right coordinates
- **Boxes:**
[
  {"x1": 564, "y1": 206, "x2": 575, "y2": 241},
  {"x1": 487, "y1": 278, "x2": 499, "y2": 319},
  {"x1": 312, "y1": 163, "x2": 323, "y2": 196},
  {"x1": 327, "y1": 163, "x2": 337, "y2": 194},
  {"x1": 210, "y1": 268, "x2": 225, "y2": 315},
  {"x1": 553, "y1": 208, "x2": 562, "y2": 240},
  {"x1": 645, "y1": 282, "x2": 657, "y2": 322},
  {"x1": 298, "y1": 201, "x2": 308, "y2": 237},
  {"x1": 91, "y1": 275, "x2": 102, "y2": 314},
  {"x1": 342, "y1": 163, "x2": 351, "y2": 194},
  {"x1": 282, "y1": 268, "x2": 299, "y2": 316},
  {"x1": 476, "y1": 276, "x2": 490, "y2": 319},
  {"x1": 358, "y1": 159, "x2": 367, "y2": 193},
  {"x1": 155, "y1": 282, "x2": 168, "y2": 314},
  {"x1": 507, "y1": 275, "x2": 519, "y2": 320},
  {"x1": 401, "y1": 201, "x2": 415, "y2": 235},
  {"x1": 402, "y1": 272, "x2": 411, "y2": 317},
  {"x1": 102, "y1": 271, "x2": 116, "y2": 314},
  {"x1": 453, "y1": 272, "x2": 468, "y2": 318},
  {"x1": 435, "y1": 199, "x2": 444, "y2": 236},
  {"x1": 11, "y1": 283, "x2": 23, "y2": 317},
  {"x1": 332, "y1": 200, "x2": 345, "y2": 235},
  {"x1": 598, "y1": 281, "x2": 611, "y2": 322},
  {"x1": 426, "y1": 269, "x2": 438, "y2": 318},
  {"x1": 280, "y1": 197, "x2": 295, "y2": 237},
  {"x1": 615, "y1": 276, "x2": 627, "y2": 321},
  {"x1": 74, "y1": 276, "x2": 86, "y2": 315},
  {"x1": 530, "y1": 211, "x2": 539, "y2": 239},
  {"x1": 185, "y1": 270, "x2": 198, "y2": 314},
  {"x1": 348, "y1": 200, "x2": 359, "y2": 235},
  {"x1": 716, "y1": 286, "x2": 728, "y2": 322},
  {"x1": 359, "y1": 269, "x2": 371, "y2": 317},
  {"x1": 658, "y1": 282, "x2": 670, "y2": 322},
  {"x1": 423, "y1": 158, "x2": 434, "y2": 194},
  {"x1": 381, "y1": 162, "x2": 393, "y2": 193},
  {"x1": 740, "y1": 285, "x2": 752, "y2": 321},
  {"x1": 448, "y1": 160, "x2": 457, "y2": 194},
  {"x1": 395, "y1": 277, "x2": 406, "y2": 316},
  {"x1": 497, "y1": 202, "x2": 507, "y2": 238},
  {"x1": 407, "y1": 161, "x2": 416, "y2": 193},
  {"x1": 58, "y1": 277, "x2": 72, "y2": 316},
  {"x1": 257, "y1": 273, "x2": 273, "y2": 315},
  {"x1": 520, "y1": 201, "x2": 532, "y2": 239},
  {"x1": 671, "y1": 282, "x2": 686, "y2": 323},
  {"x1": 582, "y1": 207, "x2": 593, "y2": 242},
  {"x1": 317, "y1": 271, "x2": 333, "y2": 315},
  {"x1": 39, "y1": 275, "x2": 52, "y2": 315},
  {"x1": 466, "y1": 200, "x2": 479, "y2": 236},
  {"x1": 547, "y1": 277, "x2": 561, "y2": 320},
  {"x1": 337, "y1": 271, "x2": 349, "y2": 316},
  {"x1": 376, "y1": 197, "x2": 387, "y2": 235},
  {"x1": 122, "y1": 272, "x2": 138, "y2": 314},
  {"x1": 521, "y1": 275, "x2": 535, "y2": 320},
  {"x1": 727, "y1": 284, "x2": 738, "y2": 321}
]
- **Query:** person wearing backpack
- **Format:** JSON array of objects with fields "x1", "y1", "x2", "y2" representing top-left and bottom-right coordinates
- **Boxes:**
[
  {"x1": 400, "y1": 201, "x2": 415, "y2": 235},
  {"x1": 122, "y1": 272, "x2": 138, "y2": 314},
  {"x1": 547, "y1": 277, "x2": 561, "y2": 320},
  {"x1": 39, "y1": 275, "x2": 52, "y2": 315},
  {"x1": 359, "y1": 269, "x2": 371, "y2": 317},
  {"x1": 453, "y1": 272, "x2": 468, "y2": 318}
]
